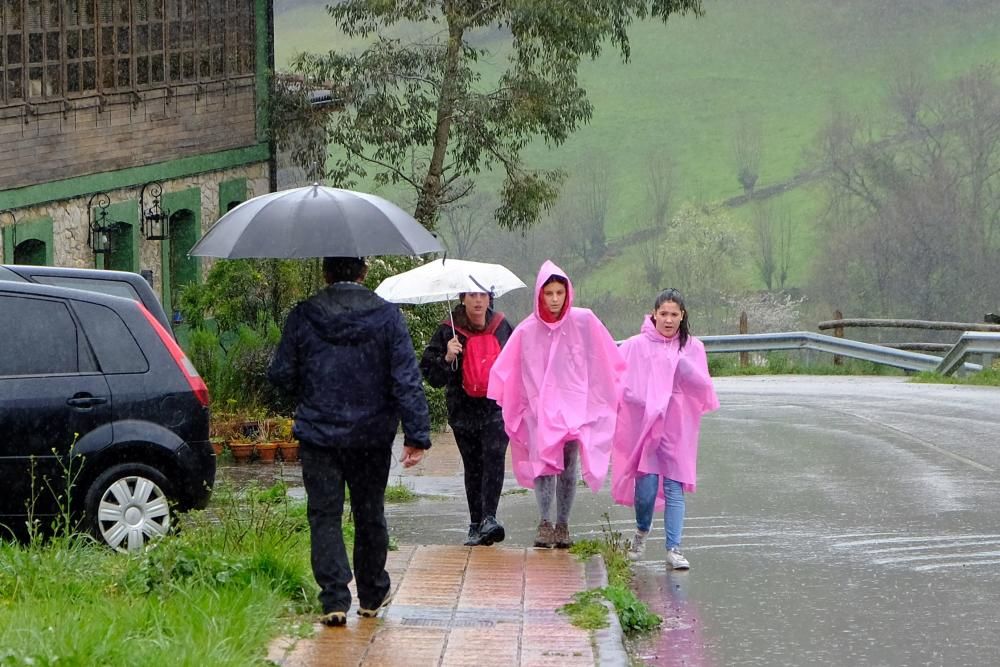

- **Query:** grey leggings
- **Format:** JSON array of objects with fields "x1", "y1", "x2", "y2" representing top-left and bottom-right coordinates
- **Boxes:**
[{"x1": 534, "y1": 441, "x2": 580, "y2": 526}]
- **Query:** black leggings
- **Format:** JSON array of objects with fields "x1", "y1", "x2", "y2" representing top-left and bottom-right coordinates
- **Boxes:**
[{"x1": 453, "y1": 419, "x2": 509, "y2": 525}]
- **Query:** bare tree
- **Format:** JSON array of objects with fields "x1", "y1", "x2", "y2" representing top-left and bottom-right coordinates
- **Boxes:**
[
  {"x1": 732, "y1": 118, "x2": 762, "y2": 196},
  {"x1": 810, "y1": 64, "x2": 1000, "y2": 321},
  {"x1": 438, "y1": 193, "x2": 493, "y2": 258},
  {"x1": 776, "y1": 209, "x2": 793, "y2": 290},
  {"x1": 750, "y1": 203, "x2": 776, "y2": 290},
  {"x1": 637, "y1": 239, "x2": 666, "y2": 291},
  {"x1": 644, "y1": 150, "x2": 674, "y2": 231},
  {"x1": 555, "y1": 160, "x2": 611, "y2": 265}
]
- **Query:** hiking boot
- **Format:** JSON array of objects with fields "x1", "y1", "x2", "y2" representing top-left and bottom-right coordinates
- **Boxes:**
[
  {"x1": 479, "y1": 516, "x2": 505, "y2": 546},
  {"x1": 666, "y1": 548, "x2": 690, "y2": 570},
  {"x1": 553, "y1": 523, "x2": 573, "y2": 549},
  {"x1": 533, "y1": 520, "x2": 555, "y2": 548},
  {"x1": 319, "y1": 611, "x2": 347, "y2": 627},
  {"x1": 358, "y1": 591, "x2": 393, "y2": 618},
  {"x1": 463, "y1": 523, "x2": 483, "y2": 546},
  {"x1": 628, "y1": 530, "x2": 649, "y2": 561}
]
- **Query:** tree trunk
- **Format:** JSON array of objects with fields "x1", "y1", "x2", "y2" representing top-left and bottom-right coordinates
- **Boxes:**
[{"x1": 414, "y1": 10, "x2": 464, "y2": 231}]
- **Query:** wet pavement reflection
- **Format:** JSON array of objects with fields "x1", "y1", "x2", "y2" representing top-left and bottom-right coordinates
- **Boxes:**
[{"x1": 227, "y1": 377, "x2": 1000, "y2": 665}]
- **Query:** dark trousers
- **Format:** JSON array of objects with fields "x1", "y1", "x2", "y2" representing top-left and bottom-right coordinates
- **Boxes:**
[
  {"x1": 453, "y1": 419, "x2": 509, "y2": 526},
  {"x1": 299, "y1": 443, "x2": 392, "y2": 614}
]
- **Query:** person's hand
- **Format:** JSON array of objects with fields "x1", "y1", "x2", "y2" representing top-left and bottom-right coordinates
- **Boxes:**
[
  {"x1": 444, "y1": 336, "x2": 463, "y2": 363},
  {"x1": 400, "y1": 445, "x2": 425, "y2": 468}
]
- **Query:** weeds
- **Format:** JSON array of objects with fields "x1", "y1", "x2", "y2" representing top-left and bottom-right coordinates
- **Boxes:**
[
  {"x1": 563, "y1": 514, "x2": 662, "y2": 636},
  {"x1": 0, "y1": 480, "x2": 334, "y2": 665},
  {"x1": 912, "y1": 368, "x2": 1000, "y2": 387},
  {"x1": 384, "y1": 476, "x2": 416, "y2": 503}
]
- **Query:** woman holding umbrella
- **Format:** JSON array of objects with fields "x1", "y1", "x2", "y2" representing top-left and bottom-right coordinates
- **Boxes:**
[{"x1": 421, "y1": 290, "x2": 514, "y2": 546}]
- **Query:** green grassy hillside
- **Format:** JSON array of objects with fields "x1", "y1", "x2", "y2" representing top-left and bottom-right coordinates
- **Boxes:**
[{"x1": 275, "y1": 0, "x2": 1000, "y2": 297}]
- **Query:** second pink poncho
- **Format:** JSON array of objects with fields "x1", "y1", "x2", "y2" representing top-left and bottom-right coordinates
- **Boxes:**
[
  {"x1": 611, "y1": 317, "x2": 719, "y2": 507},
  {"x1": 487, "y1": 260, "x2": 625, "y2": 491}
]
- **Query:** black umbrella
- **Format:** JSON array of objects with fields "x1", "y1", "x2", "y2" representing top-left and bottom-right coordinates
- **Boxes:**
[{"x1": 189, "y1": 184, "x2": 443, "y2": 258}]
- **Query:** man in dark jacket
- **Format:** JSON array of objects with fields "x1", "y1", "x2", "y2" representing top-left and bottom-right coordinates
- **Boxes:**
[{"x1": 268, "y1": 256, "x2": 431, "y2": 627}]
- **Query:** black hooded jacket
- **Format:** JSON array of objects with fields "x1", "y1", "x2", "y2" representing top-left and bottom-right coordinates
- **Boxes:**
[
  {"x1": 420, "y1": 305, "x2": 513, "y2": 430},
  {"x1": 268, "y1": 282, "x2": 431, "y2": 449}
]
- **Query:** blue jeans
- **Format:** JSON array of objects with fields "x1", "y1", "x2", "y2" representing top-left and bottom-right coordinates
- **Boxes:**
[{"x1": 634, "y1": 473, "x2": 685, "y2": 550}]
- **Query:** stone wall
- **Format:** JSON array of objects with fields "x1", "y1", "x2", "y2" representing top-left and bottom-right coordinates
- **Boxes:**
[{"x1": 1, "y1": 163, "x2": 269, "y2": 301}]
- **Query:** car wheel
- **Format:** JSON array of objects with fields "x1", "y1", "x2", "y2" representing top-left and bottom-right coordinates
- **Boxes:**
[{"x1": 84, "y1": 463, "x2": 173, "y2": 553}]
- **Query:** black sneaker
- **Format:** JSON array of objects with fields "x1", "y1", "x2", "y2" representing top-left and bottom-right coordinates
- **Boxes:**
[
  {"x1": 319, "y1": 610, "x2": 347, "y2": 627},
  {"x1": 478, "y1": 516, "x2": 505, "y2": 546},
  {"x1": 463, "y1": 523, "x2": 483, "y2": 546},
  {"x1": 358, "y1": 591, "x2": 393, "y2": 618}
]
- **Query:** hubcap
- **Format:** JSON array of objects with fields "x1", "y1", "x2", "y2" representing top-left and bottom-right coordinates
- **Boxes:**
[{"x1": 97, "y1": 475, "x2": 171, "y2": 553}]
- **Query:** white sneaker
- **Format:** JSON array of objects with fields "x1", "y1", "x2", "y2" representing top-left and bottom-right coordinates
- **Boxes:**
[
  {"x1": 666, "y1": 548, "x2": 690, "y2": 570},
  {"x1": 627, "y1": 530, "x2": 648, "y2": 561}
]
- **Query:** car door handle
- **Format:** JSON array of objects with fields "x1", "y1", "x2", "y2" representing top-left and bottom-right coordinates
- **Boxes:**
[{"x1": 67, "y1": 395, "x2": 108, "y2": 408}]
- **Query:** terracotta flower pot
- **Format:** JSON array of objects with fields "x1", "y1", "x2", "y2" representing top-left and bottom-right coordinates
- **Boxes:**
[
  {"x1": 229, "y1": 441, "x2": 254, "y2": 463},
  {"x1": 255, "y1": 441, "x2": 279, "y2": 463},
  {"x1": 277, "y1": 441, "x2": 299, "y2": 463}
]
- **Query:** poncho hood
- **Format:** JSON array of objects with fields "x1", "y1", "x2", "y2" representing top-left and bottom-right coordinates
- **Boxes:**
[{"x1": 534, "y1": 259, "x2": 573, "y2": 325}]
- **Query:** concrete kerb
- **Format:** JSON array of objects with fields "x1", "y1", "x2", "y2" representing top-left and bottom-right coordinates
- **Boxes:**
[{"x1": 584, "y1": 553, "x2": 630, "y2": 665}]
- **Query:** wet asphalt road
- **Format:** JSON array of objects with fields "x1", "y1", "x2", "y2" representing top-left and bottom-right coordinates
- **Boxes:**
[{"x1": 383, "y1": 376, "x2": 1000, "y2": 666}]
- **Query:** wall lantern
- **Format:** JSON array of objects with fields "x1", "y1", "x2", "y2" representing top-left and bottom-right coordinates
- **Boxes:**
[
  {"x1": 87, "y1": 192, "x2": 118, "y2": 257},
  {"x1": 140, "y1": 181, "x2": 170, "y2": 241}
]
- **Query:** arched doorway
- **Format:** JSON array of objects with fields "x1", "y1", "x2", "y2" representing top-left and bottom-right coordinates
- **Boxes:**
[
  {"x1": 105, "y1": 222, "x2": 134, "y2": 272},
  {"x1": 14, "y1": 239, "x2": 46, "y2": 265},
  {"x1": 168, "y1": 210, "x2": 199, "y2": 314}
]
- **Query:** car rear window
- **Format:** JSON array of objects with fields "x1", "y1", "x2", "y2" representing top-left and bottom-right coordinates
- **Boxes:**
[
  {"x1": 72, "y1": 301, "x2": 149, "y2": 374},
  {"x1": 31, "y1": 275, "x2": 141, "y2": 302},
  {"x1": 0, "y1": 295, "x2": 95, "y2": 376}
]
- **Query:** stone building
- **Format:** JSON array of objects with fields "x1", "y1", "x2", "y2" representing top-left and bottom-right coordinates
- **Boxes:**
[{"x1": 0, "y1": 0, "x2": 275, "y2": 316}]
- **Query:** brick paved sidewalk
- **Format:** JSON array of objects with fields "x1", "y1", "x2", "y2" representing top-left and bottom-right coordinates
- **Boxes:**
[{"x1": 267, "y1": 544, "x2": 627, "y2": 666}]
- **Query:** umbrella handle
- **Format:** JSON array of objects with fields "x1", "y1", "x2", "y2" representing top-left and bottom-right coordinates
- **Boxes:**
[{"x1": 448, "y1": 297, "x2": 459, "y2": 370}]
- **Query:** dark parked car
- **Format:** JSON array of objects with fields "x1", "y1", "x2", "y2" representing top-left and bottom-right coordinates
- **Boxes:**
[
  {"x1": 0, "y1": 281, "x2": 214, "y2": 552},
  {"x1": 0, "y1": 264, "x2": 173, "y2": 335}
]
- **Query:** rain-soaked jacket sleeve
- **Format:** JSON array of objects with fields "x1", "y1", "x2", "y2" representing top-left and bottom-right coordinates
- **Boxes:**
[
  {"x1": 389, "y1": 309, "x2": 432, "y2": 449},
  {"x1": 420, "y1": 324, "x2": 454, "y2": 389},
  {"x1": 267, "y1": 306, "x2": 302, "y2": 399}
]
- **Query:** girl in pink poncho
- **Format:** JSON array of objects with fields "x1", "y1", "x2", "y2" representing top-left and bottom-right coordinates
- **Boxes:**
[
  {"x1": 488, "y1": 260, "x2": 625, "y2": 549},
  {"x1": 611, "y1": 288, "x2": 719, "y2": 569}
]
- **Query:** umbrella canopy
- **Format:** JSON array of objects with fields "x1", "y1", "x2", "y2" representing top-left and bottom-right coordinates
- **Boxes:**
[
  {"x1": 189, "y1": 184, "x2": 443, "y2": 258},
  {"x1": 375, "y1": 258, "x2": 526, "y2": 305}
]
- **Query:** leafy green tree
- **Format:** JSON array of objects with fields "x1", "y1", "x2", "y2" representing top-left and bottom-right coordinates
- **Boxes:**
[{"x1": 288, "y1": 0, "x2": 703, "y2": 231}]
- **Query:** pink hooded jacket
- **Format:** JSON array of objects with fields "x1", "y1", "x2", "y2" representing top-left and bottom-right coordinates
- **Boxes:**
[
  {"x1": 611, "y1": 317, "x2": 719, "y2": 507},
  {"x1": 487, "y1": 260, "x2": 625, "y2": 491}
]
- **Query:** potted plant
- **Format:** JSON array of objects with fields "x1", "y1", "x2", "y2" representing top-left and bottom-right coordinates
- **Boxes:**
[
  {"x1": 275, "y1": 417, "x2": 298, "y2": 463},
  {"x1": 254, "y1": 418, "x2": 279, "y2": 463}
]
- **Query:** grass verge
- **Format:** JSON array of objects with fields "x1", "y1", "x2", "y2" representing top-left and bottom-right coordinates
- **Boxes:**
[
  {"x1": 911, "y1": 368, "x2": 1000, "y2": 387},
  {"x1": 0, "y1": 480, "x2": 344, "y2": 666}
]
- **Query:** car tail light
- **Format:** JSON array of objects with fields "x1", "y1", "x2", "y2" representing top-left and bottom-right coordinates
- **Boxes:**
[{"x1": 139, "y1": 306, "x2": 210, "y2": 407}]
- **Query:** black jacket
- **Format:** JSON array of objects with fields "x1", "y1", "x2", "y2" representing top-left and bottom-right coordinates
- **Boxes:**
[
  {"x1": 420, "y1": 306, "x2": 513, "y2": 430},
  {"x1": 268, "y1": 282, "x2": 431, "y2": 449}
]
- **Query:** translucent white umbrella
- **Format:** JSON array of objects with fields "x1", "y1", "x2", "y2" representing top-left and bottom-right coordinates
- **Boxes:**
[
  {"x1": 375, "y1": 258, "x2": 525, "y2": 304},
  {"x1": 375, "y1": 258, "x2": 526, "y2": 336}
]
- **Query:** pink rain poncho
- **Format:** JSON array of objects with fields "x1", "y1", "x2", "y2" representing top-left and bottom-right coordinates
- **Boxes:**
[
  {"x1": 487, "y1": 260, "x2": 625, "y2": 491},
  {"x1": 611, "y1": 316, "x2": 719, "y2": 507}
]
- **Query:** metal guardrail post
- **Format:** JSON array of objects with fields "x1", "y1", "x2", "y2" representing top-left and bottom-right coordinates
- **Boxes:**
[{"x1": 934, "y1": 332, "x2": 1000, "y2": 376}]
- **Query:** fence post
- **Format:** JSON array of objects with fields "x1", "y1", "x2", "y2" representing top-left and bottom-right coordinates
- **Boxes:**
[
  {"x1": 739, "y1": 310, "x2": 749, "y2": 368},
  {"x1": 833, "y1": 309, "x2": 844, "y2": 366}
]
